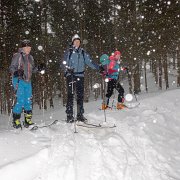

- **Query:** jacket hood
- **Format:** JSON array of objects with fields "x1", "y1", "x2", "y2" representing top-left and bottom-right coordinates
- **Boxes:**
[{"x1": 18, "y1": 48, "x2": 24, "y2": 54}]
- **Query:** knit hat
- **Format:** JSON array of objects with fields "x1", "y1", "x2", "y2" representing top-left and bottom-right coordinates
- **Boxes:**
[
  {"x1": 113, "y1": 50, "x2": 121, "y2": 61},
  {"x1": 72, "y1": 34, "x2": 81, "y2": 43},
  {"x1": 21, "y1": 39, "x2": 31, "y2": 47}
]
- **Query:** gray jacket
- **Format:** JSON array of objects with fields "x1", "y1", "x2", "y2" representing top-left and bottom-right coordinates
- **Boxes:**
[{"x1": 9, "y1": 48, "x2": 37, "y2": 82}]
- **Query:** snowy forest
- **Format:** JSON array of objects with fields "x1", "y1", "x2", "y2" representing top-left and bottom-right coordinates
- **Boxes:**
[
  {"x1": 0, "y1": 0, "x2": 180, "y2": 114},
  {"x1": 1, "y1": 1, "x2": 180, "y2": 180}
]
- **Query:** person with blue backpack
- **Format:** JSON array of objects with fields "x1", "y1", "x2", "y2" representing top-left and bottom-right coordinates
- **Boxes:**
[
  {"x1": 63, "y1": 34, "x2": 104, "y2": 123},
  {"x1": 101, "y1": 50, "x2": 126, "y2": 110}
]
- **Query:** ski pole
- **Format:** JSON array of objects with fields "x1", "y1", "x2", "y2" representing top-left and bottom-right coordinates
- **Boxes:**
[
  {"x1": 8, "y1": 77, "x2": 20, "y2": 130},
  {"x1": 71, "y1": 71, "x2": 78, "y2": 133},
  {"x1": 111, "y1": 90, "x2": 117, "y2": 109},
  {"x1": 42, "y1": 90, "x2": 45, "y2": 120},
  {"x1": 102, "y1": 78, "x2": 107, "y2": 122},
  {"x1": 69, "y1": 69, "x2": 78, "y2": 133},
  {"x1": 134, "y1": 91, "x2": 138, "y2": 102},
  {"x1": 8, "y1": 98, "x2": 15, "y2": 130}
]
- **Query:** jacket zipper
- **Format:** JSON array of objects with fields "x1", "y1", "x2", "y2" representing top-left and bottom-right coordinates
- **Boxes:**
[
  {"x1": 77, "y1": 51, "x2": 80, "y2": 72},
  {"x1": 27, "y1": 55, "x2": 30, "y2": 81}
]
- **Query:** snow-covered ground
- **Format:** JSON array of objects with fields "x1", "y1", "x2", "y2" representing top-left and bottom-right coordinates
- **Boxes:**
[{"x1": 0, "y1": 88, "x2": 180, "y2": 180}]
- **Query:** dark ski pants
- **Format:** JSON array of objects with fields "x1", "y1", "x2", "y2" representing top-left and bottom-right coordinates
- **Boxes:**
[
  {"x1": 66, "y1": 75, "x2": 84, "y2": 116},
  {"x1": 106, "y1": 79, "x2": 124, "y2": 104}
]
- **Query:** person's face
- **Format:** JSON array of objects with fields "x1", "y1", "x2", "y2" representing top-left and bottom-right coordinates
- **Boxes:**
[
  {"x1": 73, "y1": 39, "x2": 80, "y2": 48},
  {"x1": 23, "y1": 46, "x2": 31, "y2": 54},
  {"x1": 115, "y1": 54, "x2": 120, "y2": 60}
]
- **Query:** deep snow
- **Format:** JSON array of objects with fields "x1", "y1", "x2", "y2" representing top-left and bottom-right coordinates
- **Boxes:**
[{"x1": 0, "y1": 88, "x2": 180, "y2": 180}]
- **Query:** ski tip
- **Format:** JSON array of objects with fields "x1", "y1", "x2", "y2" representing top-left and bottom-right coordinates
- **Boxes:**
[{"x1": 30, "y1": 126, "x2": 38, "y2": 131}]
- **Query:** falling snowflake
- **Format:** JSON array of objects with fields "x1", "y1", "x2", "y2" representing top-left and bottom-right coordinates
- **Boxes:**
[
  {"x1": 40, "y1": 70, "x2": 45, "y2": 75},
  {"x1": 125, "y1": 94, "x2": 133, "y2": 102},
  {"x1": 38, "y1": 45, "x2": 43, "y2": 50},
  {"x1": 93, "y1": 83, "x2": 100, "y2": 89},
  {"x1": 147, "y1": 51, "x2": 151, "y2": 56},
  {"x1": 140, "y1": 85, "x2": 145, "y2": 91},
  {"x1": 25, "y1": 31, "x2": 29, "y2": 35},
  {"x1": 146, "y1": 64, "x2": 151, "y2": 69},
  {"x1": 105, "y1": 78, "x2": 109, "y2": 82},
  {"x1": 153, "y1": 119, "x2": 157, "y2": 123}
]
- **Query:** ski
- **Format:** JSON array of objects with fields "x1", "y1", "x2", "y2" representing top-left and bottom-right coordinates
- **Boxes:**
[
  {"x1": 125, "y1": 102, "x2": 140, "y2": 109},
  {"x1": 98, "y1": 102, "x2": 140, "y2": 110},
  {"x1": 76, "y1": 121, "x2": 101, "y2": 128},
  {"x1": 84, "y1": 121, "x2": 101, "y2": 127},
  {"x1": 30, "y1": 119, "x2": 59, "y2": 131},
  {"x1": 76, "y1": 121, "x2": 116, "y2": 129},
  {"x1": 99, "y1": 123, "x2": 116, "y2": 129}
]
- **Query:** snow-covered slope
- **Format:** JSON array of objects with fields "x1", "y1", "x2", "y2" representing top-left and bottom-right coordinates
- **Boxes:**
[{"x1": 0, "y1": 89, "x2": 180, "y2": 180}]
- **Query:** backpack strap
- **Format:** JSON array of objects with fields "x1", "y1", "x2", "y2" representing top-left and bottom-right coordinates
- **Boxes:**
[
  {"x1": 68, "y1": 47, "x2": 73, "y2": 61},
  {"x1": 81, "y1": 49, "x2": 85, "y2": 62},
  {"x1": 67, "y1": 47, "x2": 73, "y2": 67},
  {"x1": 68, "y1": 47, "x2": 85, "y2": 61}
]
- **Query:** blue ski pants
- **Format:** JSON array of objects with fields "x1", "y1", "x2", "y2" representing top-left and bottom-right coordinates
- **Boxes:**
[{"x1": 12, "y1": 77, "x2": 32, "y2": 114}]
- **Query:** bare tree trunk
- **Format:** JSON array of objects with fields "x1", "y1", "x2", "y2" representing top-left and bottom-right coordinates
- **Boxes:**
[
  {"x1": 172, "y1": 51, "x2": 176, "y2": 70},
  {"x1": 152, "y1": 59, "x2": 158, "y2": 84},
  {"x1": 163, "y1": 53, "x2": 169, "y2": 89},
  {"x1": 144, "y1": 61, "x2": 148, "y2": 92},
  {"x1": 127, "y1": 67, "x2": 133, "y2": 94},
  {"x1": 158, "y1": 56, "x2": 163, "y2": 90},
  {"x1": 133, "y1": 63, "x2": 141, "y2": 94},
  {"x1": 61, "y1": 74, "x2": 67, "y2": 106},
  {"x1": 84, "y1": 71, "x2": 89, "y2": 102},
  {"x1": 177, "y1": 46, "x2": 180, "y2": 87}
]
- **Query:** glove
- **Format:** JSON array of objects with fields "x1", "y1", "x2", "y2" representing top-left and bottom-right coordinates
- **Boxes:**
[
  {"x1": 67, "y1": 68, "x2": 74, "y2": 74},
  {"x1": 14, "y1": 69, "x2": 24, "y2": 78},
  {"x1": 64, "y1": 68, "x2": 74, "y2": 77},
  {"x1": 121, "y1": 67, "x2": 128, "y2": 72},
  {"x1": 99, "y1": 65, "x2": 105, "y2": 74},
  {"x1": 37, "y1": 63, "x2": 46, "y2": 74},
  {"x1": 38, "y1": 63, "x2": 46, "y2": 72}
]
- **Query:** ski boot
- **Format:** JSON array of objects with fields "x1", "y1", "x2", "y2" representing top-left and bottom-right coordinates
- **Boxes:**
[
  {"x1": 117, "y1": 102, "x2": 126, "y2": 110},
  {"x1": 67, "y1": 114, "x2": 74, "y2": 123},
  {"x1": 12, "y1": 113, "x2": 22, "y2": 129},
  {"x1": 24, "y1": 110, "x2": 34, "y2": 128},
  {"x1": 76, "y1": 104, "x2": 87, "y2": 122},
  {"x1": 102, "y1": 103, "x2": 112, "y2": 110},
  {"x1": 76, "y1": 114, "x2": 87, "y2": 122}
]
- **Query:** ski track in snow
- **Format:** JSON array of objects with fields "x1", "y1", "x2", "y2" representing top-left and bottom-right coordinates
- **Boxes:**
[{"x1": 0, "y1": 90, "x2": 180, "y2": 180}]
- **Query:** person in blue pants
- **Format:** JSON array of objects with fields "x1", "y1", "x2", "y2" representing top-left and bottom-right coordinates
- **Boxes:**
[{"x1": 9, "y1": 40, "x2": 45, "y2": 129}]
